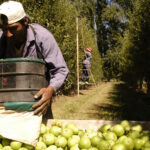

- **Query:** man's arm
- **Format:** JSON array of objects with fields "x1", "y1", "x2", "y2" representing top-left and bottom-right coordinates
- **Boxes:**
[{"x1": 32, "y1": 26, "x2": 69, "y2": 116}]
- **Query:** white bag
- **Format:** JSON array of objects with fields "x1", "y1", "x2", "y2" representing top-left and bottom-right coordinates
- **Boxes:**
[{"x1": 0, "y1": 108, "x2": 42, "y2": 146}]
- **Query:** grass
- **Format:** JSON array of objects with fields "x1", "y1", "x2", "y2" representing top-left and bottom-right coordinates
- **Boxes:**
[
  {"x1": 52, "y1": 82, "x2": 116, "y2": 120},
  {"x1": 52, "y1": 81, "x2": 150, "y2": 121}
]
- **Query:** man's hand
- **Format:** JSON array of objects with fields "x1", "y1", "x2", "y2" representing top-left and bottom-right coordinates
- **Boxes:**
[{"x1": 32, "y1": 86, "x2": 54, "y2": 116}]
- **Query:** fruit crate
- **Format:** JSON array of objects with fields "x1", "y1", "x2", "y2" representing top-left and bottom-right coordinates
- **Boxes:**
[{"x1": 47, "y1": 119, "x2": 150, "y2": 130}]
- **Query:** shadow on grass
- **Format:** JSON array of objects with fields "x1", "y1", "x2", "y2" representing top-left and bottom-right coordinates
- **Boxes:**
[{"x1": 91, "y1": 83, "x2": 150, "y2": 121}]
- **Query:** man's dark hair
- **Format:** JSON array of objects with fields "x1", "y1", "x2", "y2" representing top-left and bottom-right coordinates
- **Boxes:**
[
  {"x1": 19, "y1": 17, "x2": 27, "y2": 24},
  {"x1": 0, "y1": 14, "x2": 7, "y2": 25}
]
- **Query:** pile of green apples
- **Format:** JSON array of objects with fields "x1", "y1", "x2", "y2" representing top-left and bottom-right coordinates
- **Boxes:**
[{"x1": 0, "y1": 120, "x2": 150, "y2": 150}]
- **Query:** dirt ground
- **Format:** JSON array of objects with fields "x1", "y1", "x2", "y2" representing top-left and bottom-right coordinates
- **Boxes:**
[{"x1": 52, "y1": 81, "x2": 150, "y2": 121}]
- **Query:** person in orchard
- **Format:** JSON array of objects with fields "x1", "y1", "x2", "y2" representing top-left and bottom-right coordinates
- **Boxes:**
[
  {"x1": 81, "y1": 47, "x2": 92, "y2": 84},
  {"x1": 0, "y1": 1, "x2": 69, "y2": 118}
]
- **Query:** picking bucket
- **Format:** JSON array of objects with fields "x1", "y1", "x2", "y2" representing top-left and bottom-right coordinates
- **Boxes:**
[{"x1": 0, "y1": 58, "x2": 48, "y2": 102}]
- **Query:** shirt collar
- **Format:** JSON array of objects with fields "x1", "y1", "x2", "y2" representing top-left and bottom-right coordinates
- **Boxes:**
[{"x1": 26, "y1": 24, "x2": 35, "y2": 44}]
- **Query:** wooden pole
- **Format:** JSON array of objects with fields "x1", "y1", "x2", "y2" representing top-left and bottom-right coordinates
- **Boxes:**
[{"x1": 76, "y1": 17, "x2": 79, "y2": 96}]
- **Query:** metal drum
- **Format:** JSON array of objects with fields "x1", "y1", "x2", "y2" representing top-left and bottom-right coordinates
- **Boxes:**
[{"x1": 0, "y1": 58, "x2": 48, "y2": 102}]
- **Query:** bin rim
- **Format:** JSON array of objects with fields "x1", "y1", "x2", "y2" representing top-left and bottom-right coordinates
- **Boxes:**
[{"x1": 0, "y1": 58, "x2": 45, "y2": 64}]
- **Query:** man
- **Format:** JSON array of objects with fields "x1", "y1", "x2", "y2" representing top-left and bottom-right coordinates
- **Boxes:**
[
  {"x1": 81, "y1": 47, "x2": 92, "y2": 84},
  {"x1": 0, "y1": 1, "x2": 69, "y2": 117}
]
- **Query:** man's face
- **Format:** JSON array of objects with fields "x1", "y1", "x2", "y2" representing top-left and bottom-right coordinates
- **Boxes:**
[{"x1": 1, "y1": 15, "x2": 27, "y2": 44}]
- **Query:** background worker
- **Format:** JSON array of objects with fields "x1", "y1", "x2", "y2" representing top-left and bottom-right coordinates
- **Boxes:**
[
  {"x1": 81, "y1": 47, "x2": 92, "y2": 84},
  {"x1": 0, "y1": 1, "x2": 69, "y2": 118}
]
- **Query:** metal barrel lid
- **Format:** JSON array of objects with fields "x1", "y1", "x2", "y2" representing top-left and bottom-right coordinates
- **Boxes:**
[{"x1": 0, "y1": 58, "x2": 45, "y2": 64}]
